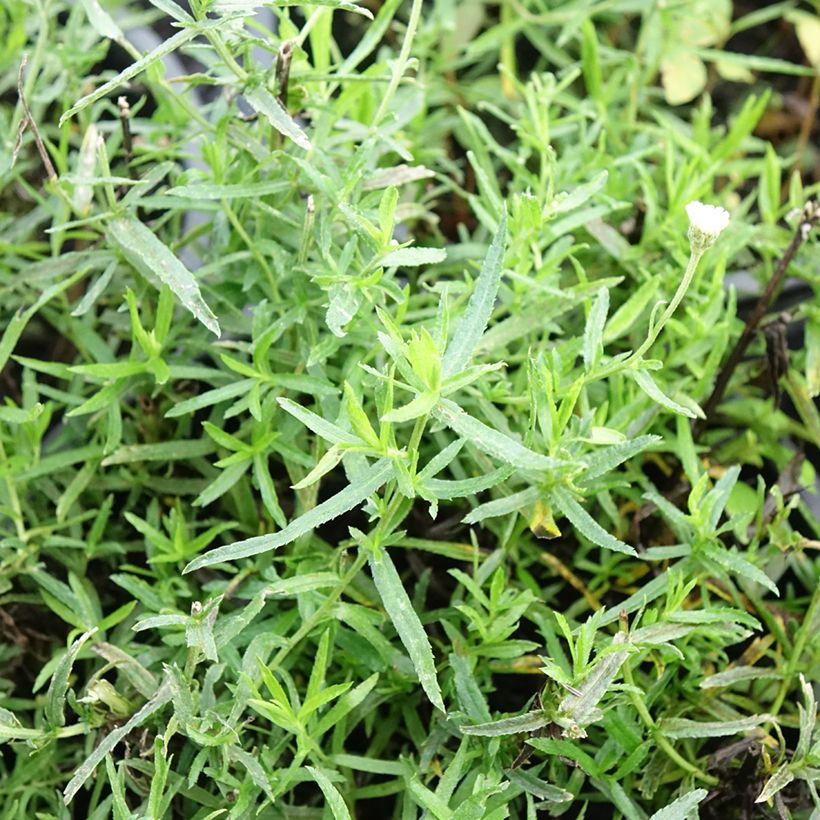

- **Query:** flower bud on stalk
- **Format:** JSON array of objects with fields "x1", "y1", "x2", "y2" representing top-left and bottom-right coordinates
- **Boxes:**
[{"x1": 686, "y1": 201, "x2": 731, "y2": 253}]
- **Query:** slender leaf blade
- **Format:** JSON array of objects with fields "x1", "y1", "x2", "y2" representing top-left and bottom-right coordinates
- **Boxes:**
[
  {"x1": 108, "y1": 217, "x2": 220, "y2": 336},
  {"x1": 368, "y1": 549, "x2": 445, "y2": 713},
  {"x1": 442, "y1": 211, "x2": 507, "y2": 378},
  {"x1": 184, "y1": 460, "x2": 392, "y2": 572}
]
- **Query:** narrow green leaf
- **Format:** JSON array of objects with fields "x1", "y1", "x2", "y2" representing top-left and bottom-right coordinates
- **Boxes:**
[
  {"x1": 105, "y1": 757, "x2": 132, "y2": 820},
  {"x1": 63, "y1": 682, "x2": 173, "y2": 804},
  {"x1": 314, "y1": 673, "x2": 379, "y2": 737},
  {"x1": 60, "y1": 25, "x2": 203, "y2": 124},
  {"x1": 550, "y1": 485, "x2": 637, "y2": 555},
  {"x1": 660, "y1": 714, "x2": 774, "y2": 738},
  {"x1": 102, "y1": 439, "x2": 215, "y2": 466},
  {"x1": 80, "y1": 0, "x2": 124, "y2": 42},
  {"x1": 245, "y1": 85, "x2": 312, "y2": 151},
  {"x1": 165, "y1": 380, "x2": 253, "y2": 418},
  {"x1": 461, "y1": 711, "x2": 550, "y2": 737},
  {"x1": 504, "y1": 769, "x2": 572, "y2": 803},
  {"x1": 108, "y1": 217, "x2": 220, "y2": 336},
  {"x1": 462, "y1": 487, "x2": 539, "y2": 525},
  {"x1": 0, "y1": 269, "x2": 87, "y2": 372},
  {"x1": 46, "y1": 629, "x2": 98, "y2": 729},
  {"x1": 526, "y1": 738, "x2": 602, "y2": 777},
  {"x1": 381, "y1": 391, "x2": 439, "y2": 423},
  {"x1": 184, "y1": 460, "x2": 392, "y2": 572},
  {"x1": 278, "y1": 397, "x2": 360, "y2": 445},
  {"x1": 442, "y1": 211, "x2": 506, "y2": 378},
  {"x1": 167, "y1": 180, "x2": 290, "y2": 199},
  {"x1": 280, "y1": 0, "x2": 373, "y2": 18},
  {"x1": 425, "y1": 465, "x2": 514, "y2": 501},
  {"x1": 756, "y1": 768, "x2": 795, "y2": 805},
  {"x1": 632, "y1": 369, "x2": 701, "y2": 419},
  {"x1": 379, "y1": 247, "x2": 447, "y2": 267},
  {"x1": 582, "y1": 286, "x2": 609, "y2": 371},
  {"x1": 551, "y1": 170, "x2": 609, "y2": 215},
  {"x1": 604, "y1": 278, "x2": 659, "y2": 343},
  {"x1": 697, "y1": 47, "x2": 816, "y2": 76},
  {"x1": 435, "y1": 399, "x2": 564, "y2": 472},
  {"x1": 368, "y1": 548, "x2": 445, "y2": 713},
  {"x1": 700, "y1": 666, "x2": 780, "y2": 689},
  {"x1": 579, "y1": 435, "x2": 660, "y2": 483},
  {"x1": 147, "y1": 737, "x2": 171, "y2": 818}
]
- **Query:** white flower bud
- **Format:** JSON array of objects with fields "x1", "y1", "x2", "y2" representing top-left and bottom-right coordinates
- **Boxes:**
[{"x1": 685, "y1": 201, "x2": 730, "y2": 252}]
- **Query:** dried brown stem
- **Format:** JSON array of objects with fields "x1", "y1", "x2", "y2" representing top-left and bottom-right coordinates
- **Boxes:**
[
  {"x1": 277, "y1": 40, "x2": 294, "y2": 110},
  {"x1": 118, "y1": 96, "x2": 135, "y2": 177},
  {"x1": 13, "y1": 54, "x2": 57, "y2": 182},
  {"x1": 694, "y1": 202, "x2": 819, "y2": 439}
]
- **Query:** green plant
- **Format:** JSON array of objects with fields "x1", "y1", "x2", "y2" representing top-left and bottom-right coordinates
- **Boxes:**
[{"x1": 1, "y1": 0, "x2": 819, "y2": 817}]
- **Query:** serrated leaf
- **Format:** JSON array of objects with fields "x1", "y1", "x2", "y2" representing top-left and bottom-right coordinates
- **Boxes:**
[
  {"x1": 306, "y1": 767, "x2": 351, "y2": 820},
  {"x1": 583, "y1": 286, "x2": 609, "y2": 371},
  {"x1": 244, "y1": 85, "x2": 312, "y2": 150},
  {"x1": 632, "y1": 369, "x2": 701, "y2": 418},
  {"x1": 579, "y1": 435, "x2": 660, "y2": 483},
  {"x1": 108, "y1": 217, "x2": 220, "y2": 336},
  {"x1": 660, "y1": 713, "x2": 774, "y2": 738},
  {"x1": 462, "y1": 486, "x2": 539, "y2": 525},
  {"x1": 442, "y1": 211, "x2": 506, "y2": 378},
  {"x1": 379, "y1": 247, "x2": 447, "y2": 267},
  {"x1": 368, "y1": 549, "x2": 444, "y2": 713},
  {"x1": 649, "y1": 788, "x2": 709, "y2": 819},
  {"x1": 461, "y1": 711, "x2": 550, "y2": 737},
  {"x1": 64, "y1": 682, "x2": 173, "y2": 804},
  {"x1": 184, "y1": 460, "x2": 392, "y2": 572},
  {"x1": 425, "y1": 465, "x2": 514, "y2": 501},
  {"x1": 550, "y1": 485, "x2": 637, "y2": 555},
  {"x1": 435, "y1": 399, "x2": 564, "y2": 472}
]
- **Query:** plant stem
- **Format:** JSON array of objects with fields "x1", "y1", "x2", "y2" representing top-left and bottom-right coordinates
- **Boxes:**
[
  {"x1": 623, "y1": 662, "x2": 718, "y2": 785},
  {"x1": 770, "y1": 581, "x2": 820, "y2": 717},
  {"x1": 373, "y1": 0, "x2": 423, "y2": 126},
  {"x1": 270, "y1": 550, "x2": 368, "y2": 672},
  {"x1": 0, "y1": 439, "x2": 27, "y2": 544},
  {"x1": 694, "y1": 204, "x2": 819, "y2": 439},
  {"x1": 630, "y1": 248, "x2": 704, "y2": 364}
]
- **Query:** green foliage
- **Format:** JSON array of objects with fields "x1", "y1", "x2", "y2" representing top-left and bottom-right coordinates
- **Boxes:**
[{"x1": 1, "y1": 0, "x2": 819, "y2": 817}]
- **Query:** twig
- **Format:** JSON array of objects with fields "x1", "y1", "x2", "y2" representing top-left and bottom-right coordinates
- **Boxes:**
[
  {"x1": 694, "y1": 201, "x2": 819, "y2": 439},
  {"x1": 117, "y1": 96, "x2": 136, "y2": 198},
  {"x1": 118, "y1": 96, "x2": 135, "y2": 178},
  {"x1": 277, "y1": 40, "x2": 294, "y2": 110},
  {"x1": 13, "y1": 54, "x2": 57, "y2": 181}
]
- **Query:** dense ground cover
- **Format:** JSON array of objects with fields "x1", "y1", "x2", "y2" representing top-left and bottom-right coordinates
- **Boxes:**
[{"x1": 1, "y1": 0, "x2": 819, "y2": 817}]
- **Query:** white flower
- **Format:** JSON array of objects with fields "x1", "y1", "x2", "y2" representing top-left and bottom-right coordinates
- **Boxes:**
[{"x1": 685, "y1": 200, "x2": 730, "y2": 252}]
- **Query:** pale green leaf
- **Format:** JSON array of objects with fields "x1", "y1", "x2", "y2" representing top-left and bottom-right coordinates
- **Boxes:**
[
  {"x1": 245, "y1": 85, "x2": 312, "y2": 151},
  {"x1": 649, "y1": 788, "x2": 708, "y2": 819},
  {"x1": 660, "y1": 714, "x2": 774, "y2": 738},
  {"x1": 435, "y1": 399, "x2": 565, "y2": 472},
  {"x1": 442, "y1": 211, "x2": 506, "y2": 378},
  {"x1": 108, "y1": 217, "x2": 220, "y2": 336},
  {"x1": 184, "y1": 460, "x2": 392, "y2": 572},
  {"x1": 633, "y1": 369, "x2": 701, "y2": 418},
  {"x1": 379, "y1": 247, "x2": 447, "y2": 267},
  {"x1": 306, "y1": 767, "x2": 351, "y2": 820},
  {"x1": 368, "y1": 548, "x2": 445, "y2": 713},
  {"x1": 550, "y1": 485, "x2": 637, "y2": 555}
]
